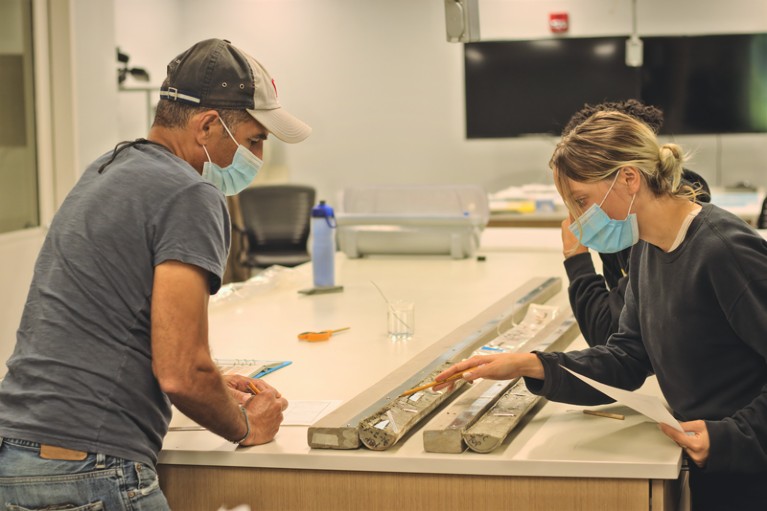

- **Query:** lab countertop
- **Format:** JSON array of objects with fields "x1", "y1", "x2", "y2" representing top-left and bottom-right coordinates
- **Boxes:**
[{"x1": 159, "y1": 230, "x2": 682, "y2": 480}]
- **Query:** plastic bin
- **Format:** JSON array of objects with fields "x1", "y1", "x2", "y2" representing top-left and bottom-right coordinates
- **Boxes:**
[{"x1": 336, "y1": 185, "x2": 489, "y2": 259}]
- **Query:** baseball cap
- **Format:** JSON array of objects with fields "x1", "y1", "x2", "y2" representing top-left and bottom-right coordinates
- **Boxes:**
[{"x1": 159, "y1": 38, "x2": 311, "y2": 143}]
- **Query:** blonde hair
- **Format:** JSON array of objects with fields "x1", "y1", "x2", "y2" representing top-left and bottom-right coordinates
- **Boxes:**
[{"x1": 550, "y1": 111, "x2": 696, "y2": 217}]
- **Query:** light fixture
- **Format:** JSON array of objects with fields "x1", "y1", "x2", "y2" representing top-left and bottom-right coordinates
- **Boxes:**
[
  {"x1": 625, "y1": 0, "x2": 643, "y2": 67},
  {"x1": 444, "y1": 0, "x2": 480, "y2": 43}
]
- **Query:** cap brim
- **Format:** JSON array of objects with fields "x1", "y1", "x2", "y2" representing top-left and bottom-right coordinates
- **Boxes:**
[{"x1": 248, "y1": 107, "x2": 312, "y2": 143}]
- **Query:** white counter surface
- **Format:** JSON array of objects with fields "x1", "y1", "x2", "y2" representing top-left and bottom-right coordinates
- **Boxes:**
[{"x1": 159, "y1": 229, "x2": 682, "y2": 481}]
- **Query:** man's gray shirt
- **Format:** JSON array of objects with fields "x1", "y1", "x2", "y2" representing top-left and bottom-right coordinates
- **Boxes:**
[{"x1": 0, "y1": 142, "x2": 230, "y2": 466}]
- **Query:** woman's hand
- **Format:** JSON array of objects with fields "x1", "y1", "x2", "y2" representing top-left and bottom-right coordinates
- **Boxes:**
[
  {"x1": 660, "y1": 420, "x2": 710, "y2": 468},
  {"x1": 561, "y1": 215, "x2": 589, "y2": 259},
  {"x1": 432, "y1": 353, "x2": 544, "y2": 392}
]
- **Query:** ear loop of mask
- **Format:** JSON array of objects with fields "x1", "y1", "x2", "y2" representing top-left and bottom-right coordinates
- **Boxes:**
[
  {"x1": 599, "y1": 171, "x2": 622, "y2": 208},
  {"x1": 600, "y1": 170, "x2": 636, "y2": 220},
  {"x1": 218, "y1": 117, "x2": 238, "y2": 144},
  {"x1": 201, "y1": 117, "x2": 237, "y2": 163},
  {"x1": 625, "y1": 191, "x2": 637, "y2": 219}
]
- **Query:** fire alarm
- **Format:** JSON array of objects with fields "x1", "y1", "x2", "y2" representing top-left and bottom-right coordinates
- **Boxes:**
[{"x1": 549, "y1": 13, "x2": 569, "y2": 34}]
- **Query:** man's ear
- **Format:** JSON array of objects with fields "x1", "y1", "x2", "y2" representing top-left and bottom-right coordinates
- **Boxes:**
[
  {"x1": 192, "y1": 110, "x2": 220, "y2": 146},
  {"x1": 622, "y1": 166, "x2": 642, "y2": 194}
]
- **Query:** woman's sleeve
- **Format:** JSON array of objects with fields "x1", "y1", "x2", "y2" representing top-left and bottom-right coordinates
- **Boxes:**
[
  {"x1": 526, "y1": 278, "x2": 652, "y2": 405},
  {"x1": 706, "y1": 271, "x2": 767, "y2": 473},
  {"x1": 564, "y1": 253, "x2": 624, "y2": 347}
]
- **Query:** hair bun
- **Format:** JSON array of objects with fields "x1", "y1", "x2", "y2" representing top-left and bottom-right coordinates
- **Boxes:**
[{"x1": 658, "y1": 143, "x2": 685, "y2": 190}]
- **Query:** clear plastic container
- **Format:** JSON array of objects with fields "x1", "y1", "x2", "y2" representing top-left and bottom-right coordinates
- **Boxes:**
[{"x1": 336, "y1": 185, "x2": 489, "y2": 259}]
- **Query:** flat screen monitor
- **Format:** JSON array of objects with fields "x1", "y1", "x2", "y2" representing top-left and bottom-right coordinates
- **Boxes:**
[
  {"x1": 465, "y1": 34, "x2": 767, "y2": 137},
  {"x1": 464, "y1": 38, "x2": 642, "y2": 138},
  {"x1": 641, "y1": 34, "x2": 767, "y2": 135}
]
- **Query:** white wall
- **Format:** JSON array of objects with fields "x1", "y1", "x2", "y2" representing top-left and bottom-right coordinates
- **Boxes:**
[
  {"x1": 115, "y1": 0, "x2": 182, "y2": 137},
  {"x1": 480, "y1": 0, "x2": 767, "y2": 39},
  {"x1": 112, "y1": 0, "x2": 767, "y2": 205},
  {"x1": 0, "y1": 231, "x2": 39, "y2": 376},
  {"x1": 70, "y1": 1, "x2": 119, "y2": 169},
  {"x1": 0, "y1": 0, "x2": 117, "y2": 376}
]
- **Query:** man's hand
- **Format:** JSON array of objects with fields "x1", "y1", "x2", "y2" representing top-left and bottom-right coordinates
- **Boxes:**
[
  {"x1": 223, "y1": 375, "x2": 280, "y2": 404},
  {"x1": 223, "y1": 374, "x2": 288, "y2": 445},
  {"x1": 240, "y1": 387, "x2": 289, "y2": 446},
  {"x1": 223, "y1": 375, "x2": 289, "y2": 445}
]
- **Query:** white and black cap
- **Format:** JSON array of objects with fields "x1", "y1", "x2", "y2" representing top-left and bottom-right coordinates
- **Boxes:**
[{"x1": 160, "y1": 38, "x2": 311, "y2": 143}]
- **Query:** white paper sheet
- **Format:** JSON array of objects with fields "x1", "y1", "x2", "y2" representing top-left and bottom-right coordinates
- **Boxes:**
[
  {"x1": 563, "y1": 367, "x2": 684, "y2": 432},
  {"x1": 282, "y1": 400, "x2": 342, "y2": 426}
]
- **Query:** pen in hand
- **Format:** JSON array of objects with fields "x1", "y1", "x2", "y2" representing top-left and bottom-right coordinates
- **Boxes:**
[
  {"x1": 399, "y1": 368, "x2": 475, "y2": 397},
  {"x1": 247, "y1": 381, "x2": 261, "y2": 395}
]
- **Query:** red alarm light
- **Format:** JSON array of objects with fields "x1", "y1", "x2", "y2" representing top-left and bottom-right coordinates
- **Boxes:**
[{"x1": 549, "y1": 13, "x2": 569, "y2": 34}]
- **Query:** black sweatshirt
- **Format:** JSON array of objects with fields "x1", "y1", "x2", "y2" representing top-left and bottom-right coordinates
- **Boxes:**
[
  {"x1": 564, "y1": 250, "x2": 630, "y2": 346},
  {"x1": 529, "y1": 204, "x2": 767, "y2": 478}
]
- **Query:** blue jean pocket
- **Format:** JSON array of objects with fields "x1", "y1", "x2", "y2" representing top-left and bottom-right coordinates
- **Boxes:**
[
  {"x1": 0, "y1": 467, "x2": 117, "y2": 510},
  {"x1": 0, "y1": 439, "x2": 167, "y2": 511}
]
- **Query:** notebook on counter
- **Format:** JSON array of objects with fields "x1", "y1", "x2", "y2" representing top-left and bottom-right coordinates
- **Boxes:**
[{"x1": 215, "y1": 359, "x2": 292, "y2": 379}]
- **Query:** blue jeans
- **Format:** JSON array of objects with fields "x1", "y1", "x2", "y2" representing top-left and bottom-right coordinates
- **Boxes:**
[{"x1": 0, "y1": 437, "x2": 170, "y2": 511}]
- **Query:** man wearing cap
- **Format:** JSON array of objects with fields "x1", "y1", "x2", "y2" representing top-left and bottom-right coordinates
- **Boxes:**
[{"x1": 0, "y1": 39, "x2": 310, "y2": 509}]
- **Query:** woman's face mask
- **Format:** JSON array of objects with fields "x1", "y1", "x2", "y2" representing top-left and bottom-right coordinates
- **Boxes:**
[
  {"x1": 202, "y1": 118, "x2": 263, "y2": 196},
  {"x1": 569, "y1": 172, "x2": 639, "y2": 254}
]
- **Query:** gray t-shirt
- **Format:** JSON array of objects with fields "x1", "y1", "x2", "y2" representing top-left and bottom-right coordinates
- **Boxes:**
[{"x1": 0, "y1": 142, "x2": 230, "y2": 466}]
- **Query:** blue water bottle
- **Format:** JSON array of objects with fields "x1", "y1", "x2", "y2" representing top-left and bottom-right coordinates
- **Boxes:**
[{"x1": 311, "y1": 200, "x2": 336, "y2": 288}]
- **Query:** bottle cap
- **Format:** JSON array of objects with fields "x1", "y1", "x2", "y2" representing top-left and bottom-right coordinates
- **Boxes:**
[{"x1": 312, "y1": 200, "x2": 335, "y2": 218}]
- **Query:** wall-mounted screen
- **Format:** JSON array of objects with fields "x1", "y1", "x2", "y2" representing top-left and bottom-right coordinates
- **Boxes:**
[
  {"x1": 642, "y1": 34, "x2": 767, "y2": 135},
  {"x1": 464, "y1": 38, "x2": 641, "y2": 138},
  {"x1": 465, "y1": 34, "x2": 767, "y2": 138}
]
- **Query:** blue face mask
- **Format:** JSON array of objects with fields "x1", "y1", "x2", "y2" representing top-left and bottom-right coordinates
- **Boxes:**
[
  {"x1": 202, "y1": 119, "x2": 263, "y2": 196},
  {"x1": 569, "y1": 173, "x2": 639, "y2": 254}
]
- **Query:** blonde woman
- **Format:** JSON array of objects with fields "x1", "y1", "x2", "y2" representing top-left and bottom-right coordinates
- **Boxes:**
[
  {"x1": 436, "y1": 111, "x2": 767, "y2": 511},
  {"x1": 559, "y1": 100, "x2": 710, "y2": 347}
]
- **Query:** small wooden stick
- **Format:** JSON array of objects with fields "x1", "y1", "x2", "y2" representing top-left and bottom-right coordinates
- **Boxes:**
[{"x1": 583, "y1": 409, "x2": 624, "y2": 420}]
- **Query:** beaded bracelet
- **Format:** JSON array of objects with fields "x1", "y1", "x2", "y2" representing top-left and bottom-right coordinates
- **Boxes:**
[{"x1": 232, "y1": 405, "x2": 250, "y2": 444}]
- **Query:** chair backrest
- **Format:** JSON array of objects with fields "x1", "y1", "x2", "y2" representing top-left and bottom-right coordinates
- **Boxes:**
[
  {"x1": 681, "y1": 169, "x2": 711, "y2": 203},
  {"x1": 238, "y1": 185, "x2": 316, "y2": 252}
]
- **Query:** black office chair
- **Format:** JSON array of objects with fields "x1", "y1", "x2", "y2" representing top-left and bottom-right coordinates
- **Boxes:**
[
  {"x1": 758, "y1": 196, "x2": 767, "y2": 229},
  {"x1": 236, "y1": 184, "x2": 316, "y2": 270}
]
